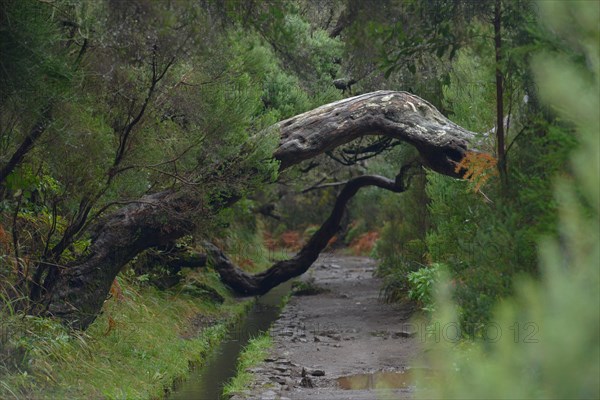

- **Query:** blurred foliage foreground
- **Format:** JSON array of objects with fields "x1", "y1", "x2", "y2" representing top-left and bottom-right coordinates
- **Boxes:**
[{"x1": 417, "y1": 2, "x2": 599, "y2": 399}]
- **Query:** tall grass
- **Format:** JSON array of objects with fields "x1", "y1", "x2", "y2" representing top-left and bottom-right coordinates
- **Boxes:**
[
  {"x1": 222, "y1": 333, "x2": 274, "y2": 398},
  {"x1": 0, "y1": 271, "x2": 251, "y2": 399}
]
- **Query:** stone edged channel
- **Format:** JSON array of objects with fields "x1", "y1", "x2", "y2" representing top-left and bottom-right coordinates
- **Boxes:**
[{"x1": 169, "y1": 282, "x2": 292, "y2": 400}]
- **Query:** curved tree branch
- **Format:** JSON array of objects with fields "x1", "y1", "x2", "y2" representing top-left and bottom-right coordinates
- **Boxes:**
[
  {"x1": 204, "y1": 168, "x2": 416, "y2": 295},
  {"x1": 274, "y1": 90, "x2": 477, "y2": 176}
]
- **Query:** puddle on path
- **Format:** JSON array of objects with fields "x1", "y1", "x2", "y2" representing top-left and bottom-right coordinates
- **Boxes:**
[{"x1": 337, "y1": 369, "x2": 430, "y2": 390}]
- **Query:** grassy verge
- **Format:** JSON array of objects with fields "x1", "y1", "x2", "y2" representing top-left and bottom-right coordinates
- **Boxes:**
[
  {"x1": 221, "y1": 277, "x2": 293, "y2": 398},
  {"x1": 0, "y1": 269, "x2": 252, "y2": 400},
  {"x1": 291, "y1": 277, "x2": 329, "y2": 296},
  {"x1": 222, "y1": 333, "x2": 273, "y2": 397}
]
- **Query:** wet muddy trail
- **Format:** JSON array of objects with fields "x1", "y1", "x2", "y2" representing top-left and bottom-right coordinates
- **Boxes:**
[{"x1": 231, "y1": 254, "x2": 423, "y2": 400}]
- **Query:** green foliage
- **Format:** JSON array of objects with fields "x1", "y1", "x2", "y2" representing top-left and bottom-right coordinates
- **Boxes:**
[
  {"x1": 407, "y1": 263, "x2": 442, "y2": 313},
  {"x1": 442, "y1": 45, "x2": 496, "y2": 133},
  {"x1": 377, "y1": 0, "x2": 467, "y2": 77},
  {"x1": 425, "y1": 121, "x2": 575, "y2": 329},
  {"x1": 355, "y1": 0, "x2": 575, "y2": 333},
  {"x1": 419, "y1": 2, "x2": 599, "y2": 398},
  {"x1": 426, "y1": 171, "x2": 507, "y2": 327},
  {"x1": 0, "y1": 0, "x2": 75, "y2": 110},
  {"x1": 43, "y1": 101, "x2": 115, "y2": 194},
  {"x1": 424, "y1": 25, "x2": 575, "y2": 328},
  {"x1": 2, "y1": 0, "x2": 333, "y2": 307},
  {"x1": 213, "y1": 198, "x2": 278, "y2": 272},
  {"x1": 291, "y1": 277, "x2": 329, "y2": 296},
  {"x1": 0, "y1": 272, "x2": 250, "y2": 399},
  {"x1": 222, "y1": 333, "x2": 273, "y2": 397},
  {"x1": 1, "y1": 1, "x2": 594, "y2": 398},
  {"x1": 371, "y1": 146, "x2": 430, "y2": 301},
  {"x1": 287, "y1": 15, "x2": 343, "y2": 92}
]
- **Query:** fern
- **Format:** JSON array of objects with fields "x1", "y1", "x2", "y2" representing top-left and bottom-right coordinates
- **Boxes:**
[{"x1": 454, "y1": 151, "x2": 499, "y2": 192}]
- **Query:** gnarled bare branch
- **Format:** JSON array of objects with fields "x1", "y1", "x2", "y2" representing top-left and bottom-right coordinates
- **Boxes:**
[
  {"x1": 205, "y1": 165, "x2": 419, "y2": 295},
  {"x1": 274, "y1": 90, "x2": 477, "y2": 176}
]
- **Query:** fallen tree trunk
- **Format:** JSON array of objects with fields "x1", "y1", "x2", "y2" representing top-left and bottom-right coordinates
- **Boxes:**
[{"x1": 40, "y1": 91, "x2": 478, "y2": 329}]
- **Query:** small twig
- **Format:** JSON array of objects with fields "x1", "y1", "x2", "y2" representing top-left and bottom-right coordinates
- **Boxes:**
[
  {"x1": 299, "y1": 161, "x2": 320, "y2": 174},
  {"x1": 301, "y1": 180, "x2": 349, "y2": 194},
  {"x1": 12, "y1": 193, "x2": 23, "y2": 280},
  {"x1": 42, "y1": 200, "x2": 58, "y2": 258},
  {"x1": 478, "y1": 189, "x2": 494, "y2": 204},
  {"x1": 505, "y1": 126, "x2": 527, "y2": 158}
]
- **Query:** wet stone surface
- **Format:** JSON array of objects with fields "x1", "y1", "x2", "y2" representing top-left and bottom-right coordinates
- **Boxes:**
[{"x1": 229, "y1": 254, "x2": 422, "y2": 400}]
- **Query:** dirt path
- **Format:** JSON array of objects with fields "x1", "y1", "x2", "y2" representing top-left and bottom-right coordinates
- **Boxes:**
[{"x1": 231, "y1": 254, "x2": 423, "y2": 400}]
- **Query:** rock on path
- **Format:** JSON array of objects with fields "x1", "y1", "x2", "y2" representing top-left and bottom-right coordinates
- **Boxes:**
[{"x1": 230, "y1": 254, "x2": 422, "y2": 400}]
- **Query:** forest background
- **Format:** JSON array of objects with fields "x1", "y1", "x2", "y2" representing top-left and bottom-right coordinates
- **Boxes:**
[{"x1": 0, "y1": 0, "x2": 598, "y2": 398}]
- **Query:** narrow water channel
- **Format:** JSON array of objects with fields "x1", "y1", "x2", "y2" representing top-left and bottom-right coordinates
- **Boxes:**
[{"x1": 170, "y1": 282, "x2": 291, "y2": 400}]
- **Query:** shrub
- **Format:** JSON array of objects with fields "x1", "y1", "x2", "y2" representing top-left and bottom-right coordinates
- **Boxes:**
[
  {"x1": 419, "y1": 3, "x2": 600, "y2": 397},
  {"x1": 407, "y1": 263, "x2": 443, "y2": 313},
  {"x1": 280, "y1": 231, "x2": 302, "y2": 251},
  {"x1": 349, "y1": 231, "x2": 379, "y2": 256}
]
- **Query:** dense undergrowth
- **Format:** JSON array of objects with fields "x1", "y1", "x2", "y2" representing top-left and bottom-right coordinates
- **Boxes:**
[
  {"x1": 0, "y1": 1, "x2": 597, "y2": 399},
  {"x1": 369, "y1": 5, "x2": 578, "y2": 331},
  {"x1": 418, "y1": 2, "x2": 599, "y2": 398},
  {"x1": 0, "y1": 205, "x2": 280, "y2": 399},
  {"x1": 0, "y1": 268, "x2": 250, "y2": 399},
  {"x1": 0, "y1": 194, "x2": 287, "y2": 399},
  {"x1": 0, "y1": 1, "x2": 336, "y2": 396}
]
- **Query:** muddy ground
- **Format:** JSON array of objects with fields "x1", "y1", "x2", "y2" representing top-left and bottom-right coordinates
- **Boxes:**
[{"x1": 230, "y1": 254, "x2": 425, "y2": 400}]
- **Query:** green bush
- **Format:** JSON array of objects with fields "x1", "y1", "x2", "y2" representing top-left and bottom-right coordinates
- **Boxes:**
[
  {"x1": 407, "y1": 263, "x2": 443, "y2": 313},
  {"x1": 425, "y1": 31, "x2": 575, "y2": 329},
  {"x1": 373, "y1": 160, "x2": 430, "y2": 301}
]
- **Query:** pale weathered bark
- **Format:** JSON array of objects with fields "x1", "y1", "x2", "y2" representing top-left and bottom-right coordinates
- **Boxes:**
[
  {"x1": 274, "y1": 91, "x2": 476, "y2": 175},
  {"x1": 40, "y1": 91, "x2": 478, "y2": 329}
]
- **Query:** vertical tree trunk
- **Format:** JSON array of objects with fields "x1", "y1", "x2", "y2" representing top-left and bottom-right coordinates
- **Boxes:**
[{"x1": 494, "y1": 0, "x2": 507, "y2": 185}]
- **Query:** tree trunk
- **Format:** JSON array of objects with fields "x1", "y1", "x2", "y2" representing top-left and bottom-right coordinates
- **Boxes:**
[
  {"x1": 41, "y1": 191, "x2": 198, "y2": 328},
  {"x1": 274, "y1": 91, "x2": 475, "y2": 176},
  {"x1": 41, "y1": 90, "x2": 478, "y2": 329},
  {"x1": 494, "y1": 0, "x2": 507, "y2": 185}
]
